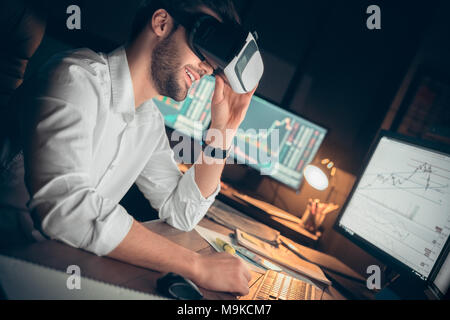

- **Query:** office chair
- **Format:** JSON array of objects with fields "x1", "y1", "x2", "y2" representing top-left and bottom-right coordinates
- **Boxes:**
[
  {"x1": 0, "y1": 0, "x2": 47, "y2": 247},
  {"x1": 0, "y1": 0, "x2": 46, "y2": 158}
]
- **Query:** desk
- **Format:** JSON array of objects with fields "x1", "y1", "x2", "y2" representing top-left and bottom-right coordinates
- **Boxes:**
[
  {"x1": 0, "y1": 217, "x2": 345, "y2": 300},
  {"x1": 218, "y1": 185, "x2": 320, "y2": 247}
]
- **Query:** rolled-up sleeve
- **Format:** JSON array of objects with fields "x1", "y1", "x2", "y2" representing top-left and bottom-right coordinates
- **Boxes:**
[
  {"x1": 22, "y1": 60, "x2": 133, "y2": 256},
  {"x1": 135, "y1": 131, "x2": 220, "y2": 231}
]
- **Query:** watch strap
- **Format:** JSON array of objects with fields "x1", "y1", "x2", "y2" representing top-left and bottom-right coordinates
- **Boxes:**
[{"x1": 201, "y1": 138, "x2": 231, "y2": 160}]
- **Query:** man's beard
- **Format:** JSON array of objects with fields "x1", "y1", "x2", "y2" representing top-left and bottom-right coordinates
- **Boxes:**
[{"x1": 150, "y1": 33, "x2": 188, "y2": 102}]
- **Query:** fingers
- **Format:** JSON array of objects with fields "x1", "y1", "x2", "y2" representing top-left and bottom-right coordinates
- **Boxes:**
[
  {"x1": 228, "y1": 255, "x2": 251, "y2": 295},
  {"x1": 238, "y1": 85, "x2": 257, "y2": 107},
  {"x1": 237, "y1": 274, "x2": 250, "y2": 296},
  {"x1": 212, "y1": 75, "x2": 225, "y2": 105},
  {"x1": 231, "y1": 254, "x2": 251, "y2": 283},
  {"x1": 215, "y1": 255, "x2": 250, "y2": 296},
  {"x1": 236, "y1": 258, "x2": 251, "y2": 296},
  {"x1": 237, "y1": 285, "x2": 250, "y2": 297},
  {"x1": 242, "y1": 263, "x2": 252, "y2": 283},
  {"x1": 247, "y1": 83, "x2": 258, "y2": 97}
]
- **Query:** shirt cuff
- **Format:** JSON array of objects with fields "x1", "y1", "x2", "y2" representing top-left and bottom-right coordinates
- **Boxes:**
[
  {"x1": 158, "y1": 165, "x2": 221, "y2": 232},
  {"x1": 80, "y1": 204, "x2": 134, "y2": 256},
  {"x1": 181, "y1": 165, "x2": 221, "y2": 204}
]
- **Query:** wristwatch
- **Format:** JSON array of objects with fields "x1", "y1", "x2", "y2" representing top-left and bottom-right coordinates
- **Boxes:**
[{"x1": 201, "y1": 137, "x2": 231, "y2": 160}]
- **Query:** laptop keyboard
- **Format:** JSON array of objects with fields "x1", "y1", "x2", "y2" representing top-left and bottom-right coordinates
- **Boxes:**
[{"x1": 253, "y1": 270, "x2": 319, "y2": 300}]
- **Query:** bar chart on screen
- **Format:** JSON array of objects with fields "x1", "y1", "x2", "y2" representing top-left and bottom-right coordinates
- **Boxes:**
[
  {"x1": 153, "y1": 76, "x2": 215, "y2": 140},
  {"x1": 153, "y1": 75, "x2": 327, "y2": 190},
  {"x1": 232, "y1": 96, "x2": 326, "y2": 189}
]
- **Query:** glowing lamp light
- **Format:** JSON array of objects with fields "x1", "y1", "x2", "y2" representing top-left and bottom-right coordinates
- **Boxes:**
[{"x1": 303, "y1": 164, "x2": 329, "y2": 191}]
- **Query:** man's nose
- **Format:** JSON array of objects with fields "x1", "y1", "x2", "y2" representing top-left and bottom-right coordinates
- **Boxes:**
[{"x1": 199, "y1": 60, "x2": 214, "y2": 76}]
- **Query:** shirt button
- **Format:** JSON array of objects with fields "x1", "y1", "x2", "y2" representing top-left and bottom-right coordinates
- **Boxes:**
[{"x1": 123, "y1": 114, "x2": 133, "y2": 123}]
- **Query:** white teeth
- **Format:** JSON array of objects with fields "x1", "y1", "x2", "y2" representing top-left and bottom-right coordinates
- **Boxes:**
[{"x1": 186, "y1": 69, "x2": 195, "y2": 82}]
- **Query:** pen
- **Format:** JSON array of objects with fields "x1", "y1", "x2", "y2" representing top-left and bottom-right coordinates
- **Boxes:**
[
  {"x1": 215, "y1": 238, "x2": 236, "y2": 255},
  {"x1": 235, "y1": 247, "x2": 282, "y2": 272}
]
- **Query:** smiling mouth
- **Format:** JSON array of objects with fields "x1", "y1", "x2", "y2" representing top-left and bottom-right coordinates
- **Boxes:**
[{"x1": 185, "y1": 68, "x2": 196, "y2": 83}]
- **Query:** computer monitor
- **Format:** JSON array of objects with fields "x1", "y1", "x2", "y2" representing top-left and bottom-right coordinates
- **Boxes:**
[
  {"x1": 336, "y1": 131, "x2": 450, "y2": 283},
  {"x1": 153, "y1": 76, "x2": 327, "y2": 190},
  {"x1": 231, "y1": 96, "x2": 327, "y2": 190}
]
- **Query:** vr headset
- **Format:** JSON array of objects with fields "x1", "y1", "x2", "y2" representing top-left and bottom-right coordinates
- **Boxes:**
[{"x1": 160, "y1": 4, "x2": 264, "y2": 94}]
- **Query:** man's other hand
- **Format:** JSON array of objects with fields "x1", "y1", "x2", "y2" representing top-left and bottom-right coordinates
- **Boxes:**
[
  {"x1": 192, "y1": 252, "x2": 252, "y2": 296},
  {"x1": 210, "y1": 75, "x2": 257, "y2": 132}
]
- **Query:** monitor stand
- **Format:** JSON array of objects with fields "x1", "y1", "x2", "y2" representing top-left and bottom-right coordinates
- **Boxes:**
[{"x1": 222, "y1": 164, "x2": 264, "y2": 195}]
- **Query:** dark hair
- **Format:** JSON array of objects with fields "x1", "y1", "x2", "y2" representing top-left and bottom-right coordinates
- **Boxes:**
[{"x1": 130, "y1": 0, "x2": 241, "y2": 40}]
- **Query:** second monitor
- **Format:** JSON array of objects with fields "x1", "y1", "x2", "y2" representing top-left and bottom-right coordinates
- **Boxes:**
[
  {"x1": 336, "y1": 132, "x2": 450, "y2": 291},
  {"x1": 153, "y1": 76, "x2": 327, "y2": 190}
]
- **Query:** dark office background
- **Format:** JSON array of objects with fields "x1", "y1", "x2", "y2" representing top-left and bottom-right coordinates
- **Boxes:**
[
  {"x1": 24, "y1": 0, "x2": 449, "y2": 172},
  {"x1": 4, "y1": 0, "x2": 450, "y2": 281}
]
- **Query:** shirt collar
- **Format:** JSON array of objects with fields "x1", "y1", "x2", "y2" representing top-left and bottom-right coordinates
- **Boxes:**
[{"x1": 107, "y1": 46, "x2": 136, "y2": 120}]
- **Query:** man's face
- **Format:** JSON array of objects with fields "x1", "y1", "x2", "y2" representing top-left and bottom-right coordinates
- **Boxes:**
[{"x1": 150, "y1": 21, "x2": 213, "y2": 102}]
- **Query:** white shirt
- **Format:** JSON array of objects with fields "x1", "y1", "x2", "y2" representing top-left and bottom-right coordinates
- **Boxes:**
[{"x1": 19, "y1": 46, "x2": 219, "y2": 256}]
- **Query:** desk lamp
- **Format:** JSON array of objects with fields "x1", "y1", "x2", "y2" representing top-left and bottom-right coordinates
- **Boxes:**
[
  {"x1": 303, "y1": 158, "x2": 337, "y2": 201},
  {"x1": 300, "y1": 159, "x2": 339, "y2": 233}
]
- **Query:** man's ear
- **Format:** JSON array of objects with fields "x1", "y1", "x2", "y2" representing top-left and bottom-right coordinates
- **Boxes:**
[{"x1": 151, "y1": 9, "x2": 173, "y2": 37}]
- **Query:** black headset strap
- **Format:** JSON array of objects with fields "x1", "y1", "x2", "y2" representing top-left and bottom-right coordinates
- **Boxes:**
[
  {"x1": 148, "y1": 0, "x2": 209, "y2": 60},
  {"x1": 148, "y1": 0, "x2": 248, "y2": 67},
  {"x1": 145, "y1": 0, "x2": 241, "y2": 33}
]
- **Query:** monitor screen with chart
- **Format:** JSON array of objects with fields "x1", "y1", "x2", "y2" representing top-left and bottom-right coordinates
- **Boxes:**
[
  {"x1": 230, "y1": 96, "x2": 327, "y2": 190},
  {"x1": 336, "y1": 132, "x2": 450, "y2": 281},
  {"x1": 153, "y1": 76, "x2": 215, "y2": 141},
  {"x1": 153, "y1": 76, "x2": 327, "y2": 190}
]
